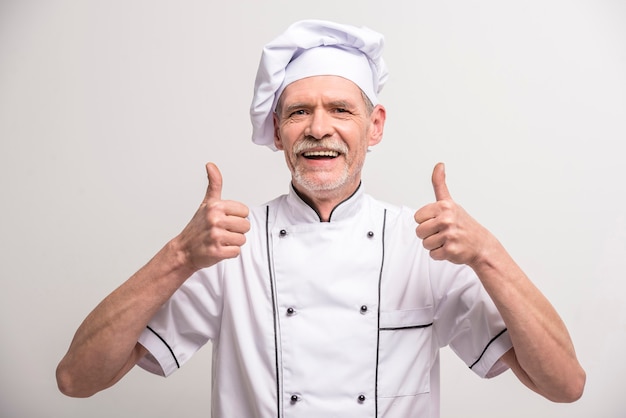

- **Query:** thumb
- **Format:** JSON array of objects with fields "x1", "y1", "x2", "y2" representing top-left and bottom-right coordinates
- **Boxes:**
[
  {"x1": 432, "y1": 162, "x2": 451, "y2": 201},
  {"x1": 205, "y1": 162, "x2": 223, "y2": 202}
]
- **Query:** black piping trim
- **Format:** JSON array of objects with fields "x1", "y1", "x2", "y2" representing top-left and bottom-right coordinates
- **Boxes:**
[
  {"x1": 374, "y1": 208, "x2": 387, "y2": 417},
  {"x1": 265, "y1": 205, "x2": 281, "y2": 418},
  {"x1": 327, "y1": 182, "x2": 361, "y2": 222},
  {"x1": 146, "y1": 325, "x2": 179, "y2": 369},
  {"x1": 380, "y1": 323, "x2": 433, "y2": 331},
  {"x1": 469, "y1": 328, "x2": 508, "y2": 370}
]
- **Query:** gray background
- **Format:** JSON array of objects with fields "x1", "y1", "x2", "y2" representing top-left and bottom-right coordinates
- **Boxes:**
[{"x1": 1, "y1": 0, "x2": 624, "y2": 417}]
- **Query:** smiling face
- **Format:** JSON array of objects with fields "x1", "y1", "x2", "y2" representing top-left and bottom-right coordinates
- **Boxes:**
[{"x1": 273, "y1": 75, "x2": 386, "y2": 206}]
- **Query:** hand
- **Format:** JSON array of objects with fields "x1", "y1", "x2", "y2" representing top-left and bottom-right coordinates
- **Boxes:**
[
  {"x1": 175, "y1": 162, "x2": 250, "y2": 271},
  {"x1": 414, "y1": 163, "x2": 493, "y2": 266}
]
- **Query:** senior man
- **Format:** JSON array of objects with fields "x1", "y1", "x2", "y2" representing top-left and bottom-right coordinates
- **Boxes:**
[{"x1": 57, "y1": 19, "x2": 585, "y2": 417}]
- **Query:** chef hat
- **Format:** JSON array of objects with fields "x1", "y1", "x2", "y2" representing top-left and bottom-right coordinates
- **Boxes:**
[{"x1": 250, "y1": 19, "x2": 388, "y2": 150}]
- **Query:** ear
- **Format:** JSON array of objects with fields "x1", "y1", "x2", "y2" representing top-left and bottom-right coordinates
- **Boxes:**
[
  {"x1": 367, "y1": 104, "x2": 386, "y2": 147},
  {"x1": 273, "y1": 112, "x2": 284, "y2": 150}
]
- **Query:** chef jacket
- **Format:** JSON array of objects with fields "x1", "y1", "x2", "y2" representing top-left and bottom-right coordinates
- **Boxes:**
[{"x1": 137, "y1": 184, "x2": 513, "y2": 418}]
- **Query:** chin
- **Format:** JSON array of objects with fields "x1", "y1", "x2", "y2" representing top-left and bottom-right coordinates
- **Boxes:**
[{"x1": 294, "y1": 173, "x2": 355, "y2": 196}]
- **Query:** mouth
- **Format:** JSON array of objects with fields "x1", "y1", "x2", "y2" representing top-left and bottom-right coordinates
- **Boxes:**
[{"x1": 302, "y1": 150, "x2": 341, "y2": 159}]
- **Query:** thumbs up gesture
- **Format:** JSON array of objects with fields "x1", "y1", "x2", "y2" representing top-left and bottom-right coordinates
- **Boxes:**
[
  {"x1": 174, "y1": 162, "x2": 251, "y2": 271},
  {"x1": 414, "y1": 163, "x2": 493, "y2": 266}
]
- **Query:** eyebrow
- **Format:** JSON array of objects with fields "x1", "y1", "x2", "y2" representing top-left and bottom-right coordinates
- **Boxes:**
[
  {"x1": 282, "y1": 102, "x2": 309, "y2": 115},
  {"x1": 327, "y1": 100, "x2": 354, "y2": 109},
  {"x1": 282, "y1": 100, "x2": 356, "y2": 115}
]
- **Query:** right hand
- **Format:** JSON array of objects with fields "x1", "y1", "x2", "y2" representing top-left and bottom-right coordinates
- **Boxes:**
[{"x1": 175, "y1": 162, "x2": 250, "y2": 271}]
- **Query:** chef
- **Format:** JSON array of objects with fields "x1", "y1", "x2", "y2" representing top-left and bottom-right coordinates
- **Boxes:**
[{"x1": 56, "y1": 19, "x2": 585, "y2": 418}]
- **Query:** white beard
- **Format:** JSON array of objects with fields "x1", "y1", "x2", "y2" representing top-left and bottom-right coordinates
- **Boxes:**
[{"x1": 293, "y1": 163, "x2": 351, "y2": 193}]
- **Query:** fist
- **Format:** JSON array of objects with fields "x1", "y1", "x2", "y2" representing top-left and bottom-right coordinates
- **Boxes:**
[
  {"x1": 414, "y1": 163, "x2": 491, "y2": 266},
  {"x1": 176, "y1": 162, "x2": 250, "y2": 271}
]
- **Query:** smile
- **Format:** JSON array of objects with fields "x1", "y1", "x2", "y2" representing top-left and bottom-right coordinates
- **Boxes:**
[{"x1": 302, "y1": 150, "x2": 340, "y2": 159}]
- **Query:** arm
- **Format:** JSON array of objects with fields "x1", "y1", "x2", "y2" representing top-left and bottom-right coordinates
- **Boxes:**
[
  {"x1": 56, "y1": 163, "x2": 250, "y2": 397},
  {"x1": 414, "y1": 163, "x2": 585, "y2": 402}
]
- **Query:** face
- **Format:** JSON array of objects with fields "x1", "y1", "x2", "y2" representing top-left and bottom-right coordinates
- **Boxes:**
[{"x1": 273, "y1": 75, "x2": 385, "y2": 201}]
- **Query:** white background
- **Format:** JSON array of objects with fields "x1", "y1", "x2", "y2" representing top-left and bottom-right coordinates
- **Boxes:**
[{"x1": 1, "y1": 0, "x2": 625, "y2": 417}]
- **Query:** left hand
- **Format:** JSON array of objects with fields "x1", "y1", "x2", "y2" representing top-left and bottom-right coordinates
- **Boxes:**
[{"x1": 414, "y1": 162, "x2": 493, "y2": 266}]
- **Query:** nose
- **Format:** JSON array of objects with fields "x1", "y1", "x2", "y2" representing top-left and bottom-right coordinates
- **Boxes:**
[{"x1": 305, "y1": 109, "x2": 334, "y2": 140}]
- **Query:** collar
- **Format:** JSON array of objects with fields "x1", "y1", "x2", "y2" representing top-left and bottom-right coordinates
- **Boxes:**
[{"x1": 286, "y1": 182, "x2": 365, "y2": 223}]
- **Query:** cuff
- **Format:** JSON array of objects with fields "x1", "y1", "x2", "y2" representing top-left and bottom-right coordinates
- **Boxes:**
[
  {"x1": 471, "y1": 329, "x2": 513, "y2": 378},
  {"x1": 137, "y1": 326, "x2": 180, "y2": 377}
]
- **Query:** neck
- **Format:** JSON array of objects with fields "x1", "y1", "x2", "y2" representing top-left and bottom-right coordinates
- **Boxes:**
[{"x1": 292, "y1": 182, "x2": 361, "y2": 222}]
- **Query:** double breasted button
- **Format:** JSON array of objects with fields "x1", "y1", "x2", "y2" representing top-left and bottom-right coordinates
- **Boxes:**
[
  {"x1": 367, "y1": 231, "x2": 374, "y2": 238},
  {"x1": 360, "y1": 305, "x2": 368, "y2": 314},
  {"x1": 286, "y1": 307, "x2": 295, "y2": 316},
  {"x1": 290, "y1": 394, "x2": 299, "y2": 403},
  {"x1": 279, "y1": 229, "x2": 287, "y2": 237},
  {"x1": 358, "y1": 394, "x2": 366, "y2": 403}
]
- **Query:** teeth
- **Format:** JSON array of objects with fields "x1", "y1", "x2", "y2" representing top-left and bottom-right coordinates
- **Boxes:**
[{"x1": 303, "y1": 150, "x2": 339, "y2": 158}]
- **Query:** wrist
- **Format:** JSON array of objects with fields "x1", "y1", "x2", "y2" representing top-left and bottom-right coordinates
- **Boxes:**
[
  {"x1": 162, "y1": 237, "x2": 200, "y2": 280},
  {"x1": 467, "y1": 233, "x2": 505, "y2": 274}
]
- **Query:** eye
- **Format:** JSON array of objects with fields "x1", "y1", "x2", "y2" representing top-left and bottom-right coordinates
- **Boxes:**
[
  {"x1": 288, "y1": 109, "x2": 308, "y2": 117},
  {"x1": 332, "y1": 106, "x2": 354, "y2": 115}
]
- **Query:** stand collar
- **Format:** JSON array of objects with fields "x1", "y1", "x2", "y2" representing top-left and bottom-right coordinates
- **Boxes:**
[{"x1": 286, "y1": 182, "x2": 365, "y2": 223}]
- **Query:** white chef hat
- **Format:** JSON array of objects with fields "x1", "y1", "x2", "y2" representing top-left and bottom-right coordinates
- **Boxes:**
[{"x1": 250, "y1": 19, "x2": 388, "y2": 150}]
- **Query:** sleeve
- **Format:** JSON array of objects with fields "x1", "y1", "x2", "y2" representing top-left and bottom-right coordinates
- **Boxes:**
[
  {"x1": 137, "y1": 266, "x2": 224, "y2": 377},
  {"x1": 430, "y1": 260, "x2": 513, "y2": 379}
]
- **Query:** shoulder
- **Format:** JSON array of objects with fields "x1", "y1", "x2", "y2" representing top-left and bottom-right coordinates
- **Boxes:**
[
  {"x1": 364, "y1": 194, "x2": 417, "y2": 230},
  {"x1": 248, "y1": 194, "x2": 288, "y2": 220},
  {"x1": 244, "y1": 194, "x2": 290, "y2": 240}
]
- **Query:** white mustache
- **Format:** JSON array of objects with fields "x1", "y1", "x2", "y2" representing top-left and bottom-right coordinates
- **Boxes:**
[{"x1": 292, "y1": 138, "x2": 348, "y2": 155}]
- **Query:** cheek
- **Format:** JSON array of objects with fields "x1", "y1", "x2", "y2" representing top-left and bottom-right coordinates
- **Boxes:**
[
  {"x1": 348, "y1": 142, "x2": 369, "y2": 169},
  {"x1": 276, "y1": 124, "x2": 300, "y2": 150},
  {"x1": 280, "y1": 141, "x2": 298, "y2": 167}
]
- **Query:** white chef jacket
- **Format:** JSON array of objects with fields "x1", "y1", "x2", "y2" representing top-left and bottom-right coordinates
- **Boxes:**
[{"x1": 137, "y1": 184, "x2": 513, "y2": 418}]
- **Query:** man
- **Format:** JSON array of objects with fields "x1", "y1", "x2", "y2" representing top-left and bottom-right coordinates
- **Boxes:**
[{"x1": 57, "y1": 20, "x2": 585, "y2": 417}]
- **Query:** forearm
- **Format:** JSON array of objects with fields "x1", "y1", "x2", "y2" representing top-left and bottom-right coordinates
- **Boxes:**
[
  {"x1": 469, "y1": 239, "x2": 585, "y2": 402},
  {"x1": 56, "y1": 239, "x2": 196, "y2": 397}
]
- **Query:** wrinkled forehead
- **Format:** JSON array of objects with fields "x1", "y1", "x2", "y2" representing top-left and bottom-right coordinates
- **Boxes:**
[
  {"x1": 276, "y1": 75, "x2": 366, "y2": 110},
  {"x1": 273, "y1": 46, "x2": 376, "y2": 112}
]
